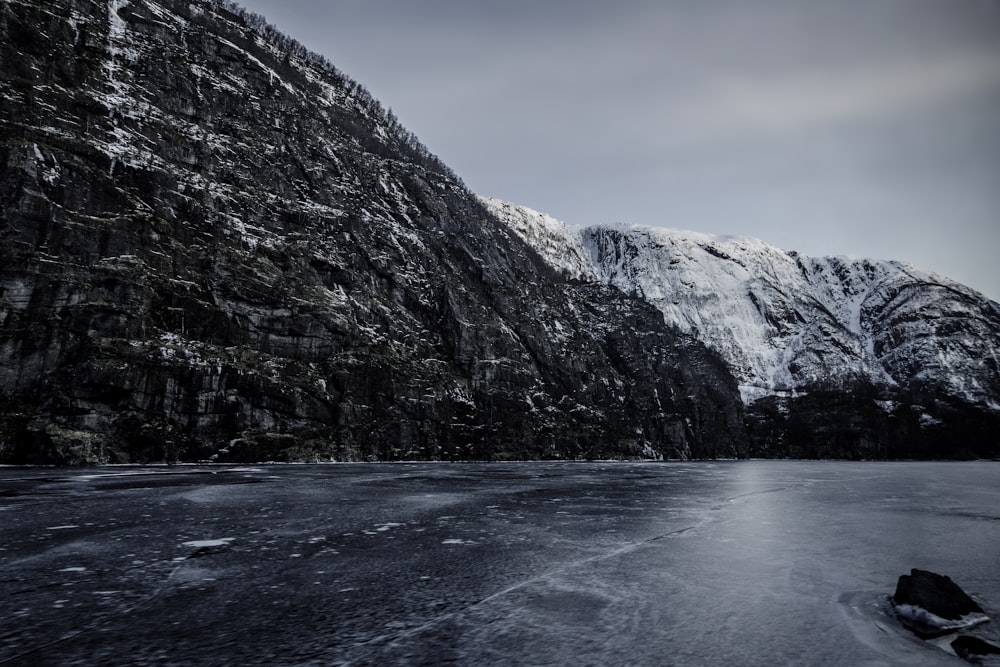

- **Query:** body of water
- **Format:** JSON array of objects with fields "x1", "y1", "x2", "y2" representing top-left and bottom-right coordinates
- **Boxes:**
[{"x1": 1, "y1": 461, "x2": 997, "y2": 665}]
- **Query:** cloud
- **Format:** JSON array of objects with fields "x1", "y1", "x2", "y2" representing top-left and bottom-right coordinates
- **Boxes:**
[{"x1": 669, "y1": 48, "x2": 1000, "y2": 142}]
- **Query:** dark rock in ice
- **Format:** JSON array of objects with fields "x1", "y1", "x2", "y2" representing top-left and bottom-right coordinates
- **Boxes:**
[
  {"x1": 893, "y1": 569, "x2": 989, "y2": 637},
  {"x1": 894, "y1": 569, "x2": 984, "y2": 620},
  {"x1": 952, "y1": 635, "x2": 1000, "y2": 664}
]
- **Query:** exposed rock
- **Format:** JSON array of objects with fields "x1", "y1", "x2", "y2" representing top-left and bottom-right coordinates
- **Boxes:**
[
  {"x1": 952, "y1": 636, "x2": 1000, "y2": 664},
  {"x1": 893, "y1": 569, "x2": 988, "y2": 637},
  {"x1": 0, "y1": 0, "x2": 746, "y2": 463}
]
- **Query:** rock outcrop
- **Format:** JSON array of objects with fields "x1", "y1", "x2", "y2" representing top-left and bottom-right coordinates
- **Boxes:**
[
  {"x1": 952, "y1": 636, "x2": 1000, "y2": 664},
  {"x1": 0, "y1": 0, "x2": 746, "y2": 463},
  {"x1": 892, "y1": 569, "x2": 1000, "y2": 663},
  {"x1": 895, "y1": 569, "x2": 985, "y2": 620}
]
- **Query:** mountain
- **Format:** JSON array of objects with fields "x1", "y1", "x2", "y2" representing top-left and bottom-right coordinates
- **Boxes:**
[
  {"x1": 0, "y1": 0, "x2": 745, "y2": 464},
  {"x1": 483, "y1": 197, "x2": 1000, "y2": 459}
]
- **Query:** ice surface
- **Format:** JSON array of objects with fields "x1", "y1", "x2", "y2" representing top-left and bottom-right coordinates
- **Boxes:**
[{"x1": 3, "y1": 462, "x2": 999, "y2": 666}]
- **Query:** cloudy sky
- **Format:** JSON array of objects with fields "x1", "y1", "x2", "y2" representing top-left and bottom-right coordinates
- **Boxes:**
[{"x1": 234, "y1": 0, "x2": 1000, "y2": 301}]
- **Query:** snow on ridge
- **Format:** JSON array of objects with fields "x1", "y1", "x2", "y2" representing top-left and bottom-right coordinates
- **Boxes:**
[
  {"x1": 479, "y1": 196, "x2": 595, "y2": 281},
  {"x1": 599, "y1": 220, "x2": 772, "y2": 250},
  {"x1": 485, "y1": 197, "x2": 1000, "y2": 407}
]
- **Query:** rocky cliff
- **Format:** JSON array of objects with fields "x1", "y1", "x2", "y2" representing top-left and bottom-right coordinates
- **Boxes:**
[
  {"x1": 484, "y1": 198, "x2": 1000, "y2": 459},
  {"x1": 0, "y1": 0, "x2": 746, "y2": 463}
]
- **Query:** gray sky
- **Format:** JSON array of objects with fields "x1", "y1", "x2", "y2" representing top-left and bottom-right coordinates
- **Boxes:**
[{"x1": 234, "y1": 0, "x2": 1000, "y2": 301}]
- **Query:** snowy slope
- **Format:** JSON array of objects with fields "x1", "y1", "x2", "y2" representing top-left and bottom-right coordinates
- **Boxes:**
[
  {"x1": 480, "y1": 197, "x2": 596, "y2": 281},
  {"x1": 482, "y1": 197, "x2": 1000, "y2": 409}
]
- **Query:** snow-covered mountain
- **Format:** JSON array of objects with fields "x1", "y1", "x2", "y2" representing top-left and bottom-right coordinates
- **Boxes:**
[{"x1": 483, "y1": 197, "x2": 1000, "y2": 412}]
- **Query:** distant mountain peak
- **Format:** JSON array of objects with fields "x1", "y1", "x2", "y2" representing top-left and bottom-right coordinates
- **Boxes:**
[{"x1": 483, "y1": 197, "x2": 1000, "y2": 411}]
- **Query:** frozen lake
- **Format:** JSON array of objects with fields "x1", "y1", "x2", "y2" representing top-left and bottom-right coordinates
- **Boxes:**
[{"x1": 2, "y1": 461, "x2": 998, "y2": 665}]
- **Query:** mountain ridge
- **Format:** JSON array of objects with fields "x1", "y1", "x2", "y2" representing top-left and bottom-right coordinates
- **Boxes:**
[
  {"x1": 0, "y1": 0, "x2": 746, "y2": 464},
  {"x1": 482, "y1": 195, "x2": 1000, "y2": 406},
  {"x1": 483, "y1": 196, "x2": 1000, "y2": 458},
  {"x1": 2, "y1": 0, "x2": 995, "y2": 463}
]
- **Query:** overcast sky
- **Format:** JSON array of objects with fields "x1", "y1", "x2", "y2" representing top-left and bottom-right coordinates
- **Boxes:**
[{"x1": 234, "y1": 0, "x2": 1000, "y2": 301}]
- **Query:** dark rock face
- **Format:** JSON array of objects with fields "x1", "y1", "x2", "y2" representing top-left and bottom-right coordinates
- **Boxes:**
[
  {"x1": 952, "y1": 636, "x2": 1000, "y2": 663},
  {"x1": 893, "y1": 569, "x2": 984, "y2": 625},
  {"x1": 0, "y1": 0, "x2": 746, "y2": 463},
  {"x1": 744, "y1": 387, "x2": 1000, "y2": 460}
]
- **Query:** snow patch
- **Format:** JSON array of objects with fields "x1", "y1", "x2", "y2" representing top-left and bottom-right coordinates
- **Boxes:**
[
  {"x1": 374, "y1": 523, "x2": 403, "y2": 532},
  {"x1": 919, "y1": 413, "x2": 944, "y2": 429},
  {"x1": 894, "y1": 603, "x2": 990, "y2": 634},
  {"x1": 480, "y1": 196, "x2": 595, "y2": 281},
  {"x1": 217, "y1": 37, "x2": 297, "y2": 95},
  {"x1": 182, "y1": 538, "x2": 235, "y2": 548}
]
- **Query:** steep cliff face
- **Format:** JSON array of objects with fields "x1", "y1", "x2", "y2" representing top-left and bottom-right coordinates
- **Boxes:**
[
  {"x1": 0, "y1": 0, "x2": 745, "y2": 463},
  {"x1": 484, "y1": 198, "x2": 1000, "y2": 458}
]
